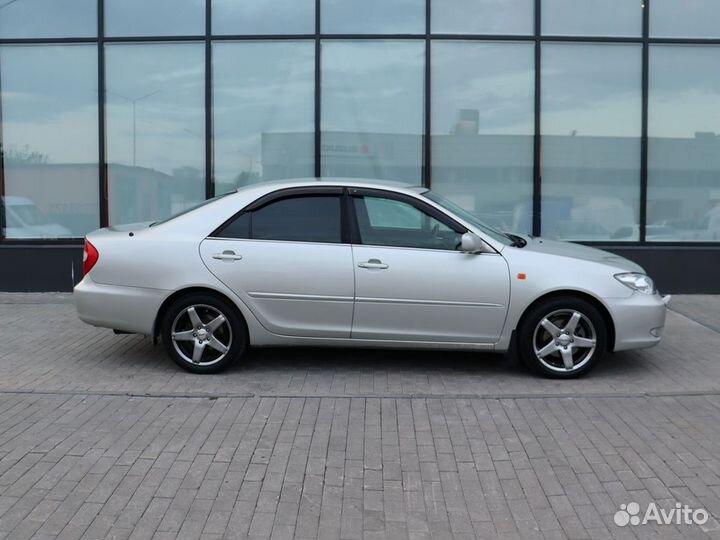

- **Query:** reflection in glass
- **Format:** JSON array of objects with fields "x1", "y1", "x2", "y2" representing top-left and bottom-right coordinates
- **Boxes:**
[
  {"x1": 431, "y1": 42, "x2": 534, "y2": 234},
  {"x1": 432, "y1": 0, "x2": 532, "y2": 35},
  {"x1": 542, "y1": 0, "x2": 641, "y2": 36},
  {"x1": 105, "y1": 0, "x2": 204, "y2": 37},
  {"x1": 212, "y1": 0, "x2": 314, "y2": 35},
  {"x1": 541, "y1": 44, "x2": 642, "y2": 241},
  {"x1": 320, "y1": 41, "x2": 425, "y2": 183},
  {"x1": 648, "y1": 45, "x2": 720, "y2": 241},
  {"x1": 321, "y1": 0, "x2": 424, "y2": 34},
  {"x1": 651, "y1": 0, "x2": 720, "y2": 38},
  {"x1": 0, "y1": 0, "x2": 96, "y2": 38},
  {"x1": 213, "y1": 42, "x2": 314, "y2": 193},
  {"x1": 0, "y1": 45, "x2": 98, "y2": 238},
  {"x1": 105, "y1": 43, "x2": 205, "y2": 225}
]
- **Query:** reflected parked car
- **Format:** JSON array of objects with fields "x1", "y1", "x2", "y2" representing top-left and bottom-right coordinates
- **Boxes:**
[
  {"x1": 1, "y1": 196, "x2": 71, "y2": 238},
  {"x1": 75, "y1": 179, "x2": 670, "y2": 378}
]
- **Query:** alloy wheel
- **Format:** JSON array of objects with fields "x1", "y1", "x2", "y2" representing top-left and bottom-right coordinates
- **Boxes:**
[
  {"x1": 532, "y1": 309, "x2": 597, "y2": 373},
  {"x1": 170, "y1": 304, "x2": 233, "y2": 367}
]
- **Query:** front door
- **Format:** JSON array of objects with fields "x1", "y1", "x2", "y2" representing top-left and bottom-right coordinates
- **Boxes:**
[
  {"x1": 200, "y1": 190, "x2": 355, "y2": 338},
  {"x1": 349, "y1": 191, "x2": 510, "y2": 343}
]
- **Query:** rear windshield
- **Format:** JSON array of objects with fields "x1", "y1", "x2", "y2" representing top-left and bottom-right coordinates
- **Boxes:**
[{"x1": 149, "y1": 191, "x2": 234, "y2": 227}]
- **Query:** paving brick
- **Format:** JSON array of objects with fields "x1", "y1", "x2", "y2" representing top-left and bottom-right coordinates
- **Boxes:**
[{"x1": 0, "y1": 295, "x2": 719, "y2": 538}]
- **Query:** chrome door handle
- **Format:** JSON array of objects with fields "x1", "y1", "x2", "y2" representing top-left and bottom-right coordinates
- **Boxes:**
[
  {"x1": 358, "y1": 259, "x2": 389, "y2": 269},
  {"x1": 212, "y1": 250, "x2": 242, "y2": 261}
]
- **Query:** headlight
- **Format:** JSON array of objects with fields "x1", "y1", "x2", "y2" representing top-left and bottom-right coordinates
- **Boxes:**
[{"x1": 614, "y1": 272, "x2": 656, "y2": 294}]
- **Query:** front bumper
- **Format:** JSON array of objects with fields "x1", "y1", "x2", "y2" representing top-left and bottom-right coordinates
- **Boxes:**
[
  {"x1": 607, "y1": 292, "x2": 670, "y2": 351},
  {"x1": 74, "y1": 277, "x2": 168, "y2": 335}
]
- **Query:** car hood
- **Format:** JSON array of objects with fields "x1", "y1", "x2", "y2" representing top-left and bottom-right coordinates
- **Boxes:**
[{"x1": 518, "y1": 236, "x2": 645, "y2": 273}]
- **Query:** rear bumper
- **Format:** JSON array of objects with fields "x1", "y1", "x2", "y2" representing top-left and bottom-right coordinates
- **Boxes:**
[
  {"x1": 607, "y1": 292, "x2": 669, "y2": 351},
  {"x1": 74, "y1": 277, "x2": 168, "y2": 335}
]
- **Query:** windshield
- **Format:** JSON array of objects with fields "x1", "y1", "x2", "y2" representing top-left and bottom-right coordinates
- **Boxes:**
[
  {"x1": 150, "y1": 191, "x2": 234, "y2": 226},
  {"x1": 422, "y1": 191, "x2": 514, "y2": 246}
]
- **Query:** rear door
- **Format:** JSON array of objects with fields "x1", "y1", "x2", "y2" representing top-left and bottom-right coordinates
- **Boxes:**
[{"x1": 200, "y1": 187, "x2": 355, "y2": 337}]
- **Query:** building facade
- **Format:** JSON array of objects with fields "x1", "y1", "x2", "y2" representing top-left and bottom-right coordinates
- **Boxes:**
[{"x1": 0, "y1": 0, "x2": 719, "y2": 292}]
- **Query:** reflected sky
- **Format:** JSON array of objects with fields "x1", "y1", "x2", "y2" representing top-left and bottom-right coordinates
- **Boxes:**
[
  {"x1": 213, "y1": 41, "x2": 315, "y2": 190},
  {"x1": 322, "y1": 0, "x2": 424, "y2": 33},
  {"x1": 542, "y1": 0, "x2": 642, "y2": 36},
  {"x1": 105, "y1": 43, "x2": 205, "y2": 175},
  {"x1": 0, "y1": 0, "x2": 96, "y2": 38},
  {"x1": 105, "y1": 0, "x2": 204, "y2": 36},
  {"x1": 649, "y1": 45, "x2": 720, "y2": 138},
  {"x1": 651, "y1": 0, "x2": 720, "y2": 38},
  {"x1": 213, "y1": 0, "x2": 314, "y2": 35},
  {"x1": 431, "y1": 42, "x2": 533, "y2": 135},
  {"x1": 542, "y1": 43, "x2": 642, "y2": 137},
  {"x1": 0, "y1": 45, "x2": 98, "y2": 164},
  {"x1": 322, "y1": 41, "x2": 424, "y2": 135},
  {"x1": 432, "y1": 0, "x2": 532, "y2": 35}
]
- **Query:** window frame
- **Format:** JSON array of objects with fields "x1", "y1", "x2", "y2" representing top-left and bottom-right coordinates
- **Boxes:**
[
  {"x1": 210, "y1": 186, "x2": 348, "y2": 244},
  {"x1": 346, "y1": 187, "x2": 468, "y2": 251}
]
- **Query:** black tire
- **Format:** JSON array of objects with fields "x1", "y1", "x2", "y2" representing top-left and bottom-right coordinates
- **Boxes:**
[
  {"x1": 161, "y1": 292, "x2": 248, "y2": 374},
  {"x1": 517, "y1": 296, "x2": 607, "y2": 378}
]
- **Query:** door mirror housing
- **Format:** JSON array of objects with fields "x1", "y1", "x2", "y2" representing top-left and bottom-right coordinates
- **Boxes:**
[{"x1": 460, "y1": 232, "x2": 487, "y2": 253}]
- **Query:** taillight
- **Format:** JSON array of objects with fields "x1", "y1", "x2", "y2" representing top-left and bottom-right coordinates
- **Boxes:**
[{"x1": 83, "y1": 239, "x2": 99, "y2": 276}]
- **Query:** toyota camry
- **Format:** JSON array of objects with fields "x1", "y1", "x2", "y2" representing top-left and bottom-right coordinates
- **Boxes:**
[{"x1": 74, "y1": 179, "x2": 670, "y2": 378}]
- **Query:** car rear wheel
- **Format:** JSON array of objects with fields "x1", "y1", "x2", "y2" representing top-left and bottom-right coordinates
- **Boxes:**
[
  {"x1": 518, "y1": 296, "x2": 607, "y2": 378},
  {"x1": 161, "y1": 293, "x2": 247, "y2": 374}
]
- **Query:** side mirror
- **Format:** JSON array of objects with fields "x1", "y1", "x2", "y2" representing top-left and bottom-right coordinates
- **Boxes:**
[{"x1": 460, "y1": 232, "x2": 486, "y2": 253}]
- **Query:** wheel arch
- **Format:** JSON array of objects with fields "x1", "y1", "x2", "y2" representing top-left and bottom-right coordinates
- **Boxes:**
[
  {"x1": 153, "y1": 286, "x2": 247, "y2": 341},
  {"x1": 516, "y1": 290, "x2": 616, "y2": 351}
]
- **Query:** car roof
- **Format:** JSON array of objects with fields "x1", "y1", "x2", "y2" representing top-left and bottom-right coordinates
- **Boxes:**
[{"x1": 231, "y1": 178, "x2": 427, "y2": 196}]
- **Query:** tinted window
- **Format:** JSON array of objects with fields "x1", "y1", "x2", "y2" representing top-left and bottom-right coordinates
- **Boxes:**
[
  {"x1": 218, "y1": 196, "x2": 342, "y2": 243},
  {"x1": 105, "y1": 0, "x2": 204, "y2": 37},
  {"x1": 320, "y1": 41, "x2": 425, "y2": 183},
  {"x1": 354, "y1": 196, "x2": 461, "y2": 250},
  {"x1": 213, "y1": 41, "x2": 315, "y2": 193},
  {"x1": 105, "y1": 43, "x2": 205, "y2": 225},
  {"x1": 0, "y1": 45, "x2": 99, "y2": 239},
  {"x1": 647, "y1": 45, "x2": 720, "y2": 241},
  {"x1": 431, "y1": 41, "x2": 534, "y2": 235},
  {"x1": 541, "y1": 43, "x2": 642, "y2": 241}
]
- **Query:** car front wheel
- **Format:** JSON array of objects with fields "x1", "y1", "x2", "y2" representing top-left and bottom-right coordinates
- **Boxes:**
[
  {"x1": 161, "y1": 293, "x2": 247, "y2": 374},
  {"x1": 518, "y1": 296, "x2": 607, "y2": 378}
]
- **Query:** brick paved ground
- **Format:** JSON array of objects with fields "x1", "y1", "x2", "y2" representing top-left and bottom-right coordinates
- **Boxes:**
[{"x1": 0, "y1": 294, "x2": 719, "y2": 539}]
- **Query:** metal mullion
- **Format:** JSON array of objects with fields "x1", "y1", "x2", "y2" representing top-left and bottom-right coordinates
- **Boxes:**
[
  {"x1": 319, "y1": 33, "x2": 425, "y2": 40},
  {"x1": 423, "y1": 0, "x2": 431, "y2": 189},
  {"x1": 0, "y1": 52, "x2": 5, "y2": 240},
  {"x1": 102, "y1": 35, "x2": 206, "y2": 43},
  {"x1": 541, "y1": 35, "x2": 643, "y2": 43},
  {"x1": 98, "y1": 0, "x2": 108, "y2": 228},
  {"x1": 431, "y1": 34, "x2": 534, "y2": 41},
  {"x1": 314, "y1": 0, "x2": 321, "y2": 178},
  {"x1": 649, "y1": 37, "x2": 720, "y2": 45},
  {"x1": 532, "y1": 0, "x2": 541, "y2": 237},
  {"x1": 205, "y1": 0, "x2": 213, "y2": 199},
  {"x1": 639, "y1": 0, "x2": 650, "y2": 243},
  {"x1": 0, "y1": 37, "x2": 96, "y2": 45},
  {"x1": 211, "y1": 34, "x2": 316, "y2": 41}
]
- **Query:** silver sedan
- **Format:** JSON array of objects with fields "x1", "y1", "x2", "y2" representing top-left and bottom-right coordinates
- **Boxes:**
[{"x1": 74, "y1": 179, "x2": 670, "y2": 378}]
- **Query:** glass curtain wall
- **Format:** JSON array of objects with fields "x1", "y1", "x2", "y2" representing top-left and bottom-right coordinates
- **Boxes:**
[{"x1": 0, "y1": 0, "x2": 719, "y2": 245}]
